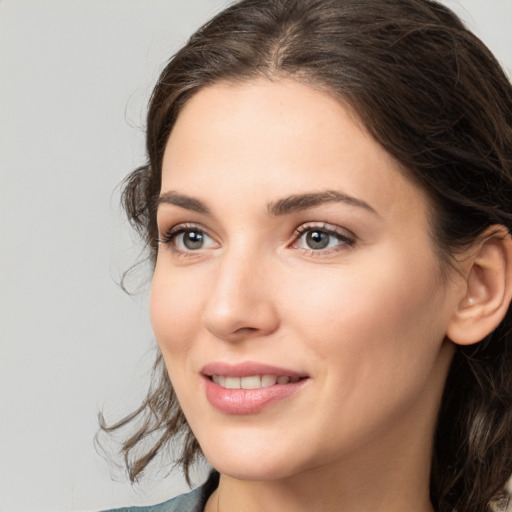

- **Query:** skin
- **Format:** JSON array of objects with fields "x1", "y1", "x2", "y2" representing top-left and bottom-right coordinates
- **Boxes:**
[{"x1": 151, "y1": 78, "x2": 468, "y2": 512}]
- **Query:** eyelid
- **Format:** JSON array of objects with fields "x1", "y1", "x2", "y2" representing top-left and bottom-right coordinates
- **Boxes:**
[
  {"x1": 157, "y1": 222, "x2": 197, "y2": 244},
  {"x1": 290, "y1": 222, "x2": 355, "y2": 254},
  {"x1": 157, "y1": 222, "x2": 219, "y2": 250},
  {"x1": 157, "y1": 220, "x2": 354, "y2": 257}
]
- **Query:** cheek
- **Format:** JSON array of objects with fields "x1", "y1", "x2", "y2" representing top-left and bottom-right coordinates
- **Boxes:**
[
  {"x1": 150, "y1": 267, "x2": 205, "y2": 414},
  {"x1": 277, "y1": 253, "x2": 449, "y2": 450},
  {"x1": 150, "y1": 265, "x2": 203, "y2": 356},
  {"x1": 283, "y1": 247, "x2": 447, "y2": 378}
]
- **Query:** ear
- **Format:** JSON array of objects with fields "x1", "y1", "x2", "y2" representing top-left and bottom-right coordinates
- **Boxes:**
[{"x1": 447, "y1": 226, "x2": 512, "y2": 346}]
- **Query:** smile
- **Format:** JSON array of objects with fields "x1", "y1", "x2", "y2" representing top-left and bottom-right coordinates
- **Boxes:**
[
  {"x1": 202, "y1": 362, "x2": 310, "y2": 414},
  {"x1": 210, "y1": 375, "x2": 303, "y2": 389}
]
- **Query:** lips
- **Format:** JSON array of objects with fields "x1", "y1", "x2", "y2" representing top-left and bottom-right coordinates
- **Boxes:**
[
  {"x1": 201, "y1": 362, "x2": 309, "y2": 414},
  {"x1": 201, "y1": 361, "x2": 308, "y2": 378},
  {"x1": 211, "y1": 374, "x2": 302, "y2": 389}
]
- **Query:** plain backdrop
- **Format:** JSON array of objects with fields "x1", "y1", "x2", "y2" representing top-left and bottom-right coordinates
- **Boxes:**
[{"x1": 0, "y1": 1, "x2": 511, "y2": 511}]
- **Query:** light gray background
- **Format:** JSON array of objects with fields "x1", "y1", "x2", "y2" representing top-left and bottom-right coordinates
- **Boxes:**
[{"x1": 0, "y1": 1, "x2": 511, "y2": 511}]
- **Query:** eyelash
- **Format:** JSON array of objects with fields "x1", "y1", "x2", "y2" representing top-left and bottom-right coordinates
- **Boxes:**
[
  {"x1": 157, "y1": 222, "x2": 355, "y2": 258},
  {"x1": 157, "y1": 223, "x2": 215, "y2": 257},
  {"x1": 291, "y1": 222, "x2": 355, "y2": 256}
]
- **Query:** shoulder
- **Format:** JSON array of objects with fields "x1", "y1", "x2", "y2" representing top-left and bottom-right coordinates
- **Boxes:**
[
  {"x1": 101, "y1": 472, "x2": 219, "y2": 512},
  {"x1": 101, "y1": 485, "x2": 204, "y2": 512}
]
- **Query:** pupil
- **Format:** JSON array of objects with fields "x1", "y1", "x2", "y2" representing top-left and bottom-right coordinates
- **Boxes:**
[
  {"x1": 184, "y1": 231, "x2": 204, "y2": 249},
  {"x1": 306, "y1": 231, "x2": 329, "y2": 250}
]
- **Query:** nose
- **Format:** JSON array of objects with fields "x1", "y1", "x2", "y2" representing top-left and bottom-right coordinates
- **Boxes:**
[{"x1": 201, "y1": 249, "x2": 280, "y2": 342}]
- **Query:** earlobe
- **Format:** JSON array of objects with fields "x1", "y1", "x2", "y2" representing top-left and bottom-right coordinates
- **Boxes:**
[{"x1": 447, "y1": 226, "x2": 512, "y2": 346}]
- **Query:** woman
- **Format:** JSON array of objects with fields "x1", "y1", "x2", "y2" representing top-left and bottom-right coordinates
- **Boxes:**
[{"x1": 101, "y1": 0, "x2": 512, "y2": 511}]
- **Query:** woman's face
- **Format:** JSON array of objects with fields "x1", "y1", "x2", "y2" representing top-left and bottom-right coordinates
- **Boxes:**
[{"x1": 151, "y1": 78, "x2": 462, "y2": 481}]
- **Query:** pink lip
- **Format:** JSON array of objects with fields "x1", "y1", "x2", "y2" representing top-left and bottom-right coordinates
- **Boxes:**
[
  {"x1": 201, "y1": 361, "x2": 309, "y2": 415},
  {"x1": 201, "y1": 361, "x2": 308, "y2": 378}
]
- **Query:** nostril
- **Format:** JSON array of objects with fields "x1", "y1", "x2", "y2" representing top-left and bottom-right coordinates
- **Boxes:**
[{"x1": 234, "y1": 326, "x2": 258, "y2": 334}]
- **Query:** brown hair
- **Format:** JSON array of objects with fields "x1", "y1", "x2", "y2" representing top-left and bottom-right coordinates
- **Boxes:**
[{"x1": 101, "y1": 1, "x2": 512, "y2": 510}]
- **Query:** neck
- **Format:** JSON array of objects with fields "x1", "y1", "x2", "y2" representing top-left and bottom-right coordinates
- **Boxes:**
[{"x1": 208, "y1": 445, "x2": 435, "y2": 512}]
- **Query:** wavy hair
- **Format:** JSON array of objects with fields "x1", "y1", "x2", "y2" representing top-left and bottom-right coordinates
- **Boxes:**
[{"x1": 100, "y1": 1, "x2": 512, "y2": 510}]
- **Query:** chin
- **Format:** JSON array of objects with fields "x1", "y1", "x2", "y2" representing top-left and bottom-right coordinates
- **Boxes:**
[
  {"x1": 197, "y1": 430, "x2": 314, "y2": 482},
  {"x1": 209, "y1": 458, "x2": 304, "y2": 482}
]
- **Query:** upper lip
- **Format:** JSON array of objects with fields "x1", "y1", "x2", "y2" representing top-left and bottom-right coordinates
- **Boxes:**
[{"x1": 201, "y1": 361, "x2": 309, "y2": 378}]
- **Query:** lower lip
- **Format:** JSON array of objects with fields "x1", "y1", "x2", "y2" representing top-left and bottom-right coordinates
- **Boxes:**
[{"x1": 203, "y1": 376, "x2": 308, "y2": 415}]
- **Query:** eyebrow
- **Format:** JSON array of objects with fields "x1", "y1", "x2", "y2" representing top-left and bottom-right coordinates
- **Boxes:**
[
  {"x1": 157, "y1": 191, "x2": 211, "y2": 215},
  {"x1": 267, "y1": 190, "x2": 379, "y2": 217},
  {"x1": 156, "y1": 189, "x2": 379, "y2": 217}
]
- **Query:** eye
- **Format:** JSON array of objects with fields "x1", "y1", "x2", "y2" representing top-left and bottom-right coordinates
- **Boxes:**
[
  {"x1": 158, "y1": 224, "x2": 218, "y2": 252},
  {"x1": 175, "y1": 230, "x2": 209, "y2": 250},
  {"x1": 292, "y1": 223, "x2": 354, "y2": 253}
]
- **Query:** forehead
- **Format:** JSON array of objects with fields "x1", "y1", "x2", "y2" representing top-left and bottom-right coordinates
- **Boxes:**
[{"x1": 161, "y1": 78, "x2": 430, "y2": 224}]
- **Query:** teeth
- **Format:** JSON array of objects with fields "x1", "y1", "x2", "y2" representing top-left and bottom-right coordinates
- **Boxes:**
[
  {"x1": 212, "y1": 375, "x2": 226, "y2": 387},
  {"x1": 225, "y1": 376, "x2": 241, "y2": 389},
  {"x1": 211, "y1": 374, "x2": 300, "y2": 389},
  {"x1": 241, "y1": 376, "x2": 262, "y2": 389},
  {"x1": 261, "y1": 375, "x2": 278, "y2": 387}
]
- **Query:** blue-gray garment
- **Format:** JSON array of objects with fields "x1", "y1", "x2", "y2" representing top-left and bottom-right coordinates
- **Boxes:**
[
  {"x1": 103, "y1": 486, "x2": 204, "y2": 512},
  {"x1": 102, "y1": 472, "x2": 219, "y2": 512}
]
